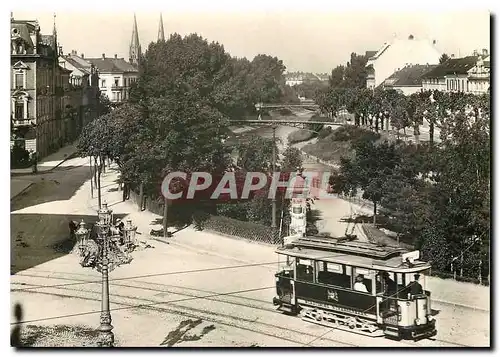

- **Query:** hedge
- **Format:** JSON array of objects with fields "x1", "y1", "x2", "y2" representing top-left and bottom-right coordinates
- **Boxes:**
[{"x1": 194, "y1": 213, "x2": 280, "y2": 245}]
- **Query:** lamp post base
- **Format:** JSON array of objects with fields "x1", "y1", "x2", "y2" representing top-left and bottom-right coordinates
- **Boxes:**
[{"x1": 98, "y1": 324, "x2": 114, "y2": 347}]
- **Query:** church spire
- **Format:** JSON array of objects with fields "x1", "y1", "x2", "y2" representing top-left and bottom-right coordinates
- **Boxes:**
[
  {"x1": 158, "y1": 13, "x2": 165, "y2": 42},
  {"x1": 129, "y1": 13, "x2": 141, "y2": 66},
  {"x1": 53, "y1": 13, "x2": 59, "y2": 57}
]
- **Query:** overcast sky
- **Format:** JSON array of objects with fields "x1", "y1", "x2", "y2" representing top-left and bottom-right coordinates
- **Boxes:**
[{"x1": 12, "y1": 9, "x2": 490, "y2": 73}]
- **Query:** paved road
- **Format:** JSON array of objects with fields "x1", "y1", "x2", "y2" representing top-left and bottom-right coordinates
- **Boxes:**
[{"x1": 10, "y1": 158, "x2": 490, "y2": 347}]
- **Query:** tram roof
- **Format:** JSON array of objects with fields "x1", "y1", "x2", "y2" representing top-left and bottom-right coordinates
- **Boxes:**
[{"x1": 276, "y1": 236, "x2": 431, "y2": 272}]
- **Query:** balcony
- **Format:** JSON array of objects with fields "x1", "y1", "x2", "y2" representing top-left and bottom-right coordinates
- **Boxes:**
[
  {"x1": 468, "y1": 72, "x2": 490, "y2": 79},
  {"x1": 111, "y1": 85, "x2": 126, "y2": 91},
  {"x1": 12, "y1": 117, "x2": 35, "y2": 127}
]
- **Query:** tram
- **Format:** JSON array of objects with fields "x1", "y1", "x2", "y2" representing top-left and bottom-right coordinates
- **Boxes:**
[{"x1": 272, "y1": 236, "x2": 437, "y2": 341}]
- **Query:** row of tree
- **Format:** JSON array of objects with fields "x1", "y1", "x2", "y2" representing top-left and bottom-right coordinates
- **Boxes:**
[
  {"x1": 77, "y1": 33, "x2": 300, "y2": 235},
  {"x1": 315, "y1": 87, "x2": 490, "y2": 144},
  {"x1": 328, "y1": 90, "x2": 490, "y2": 283}
]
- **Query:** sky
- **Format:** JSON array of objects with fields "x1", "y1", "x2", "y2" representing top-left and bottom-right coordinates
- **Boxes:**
[{"x1": 10, "y1": 6, "x2": 491, "y2": 74}]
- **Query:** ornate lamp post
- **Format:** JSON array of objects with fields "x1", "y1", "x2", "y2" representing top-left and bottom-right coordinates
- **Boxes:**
[
  {"x1": 95, "y1": 217, "x2": 114, "y2": 347},
  {"x1": 73, "y1": 206, "x2": 135, "y2": 347}
]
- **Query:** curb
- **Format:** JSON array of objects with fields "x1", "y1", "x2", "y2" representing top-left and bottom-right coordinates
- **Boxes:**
[
  {"x1": 10, "y1": 183, "x2": 34, "y2": 201},
  {"x1": 11, "y1": 149, "x2": 79, "y2": 177},
  {"x1": 432, "y1": 299, "x2": 488, "y2": 312}
]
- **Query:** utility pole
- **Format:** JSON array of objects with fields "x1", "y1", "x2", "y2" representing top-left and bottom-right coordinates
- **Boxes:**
[{"x1": 271, "y1": 126, "x2": 278, "y2": 228}]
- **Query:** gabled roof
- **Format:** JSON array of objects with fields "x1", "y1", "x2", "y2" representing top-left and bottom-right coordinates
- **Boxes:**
[
  {"x1": 86, "y1": 57, "x2": 138, "y2": 73},
  {"x1": 384, "y1": 64, "x2": 437, "y2": 87},
  {"x1": 422, "y1": 56, "x2": 478, "y2": 78},
  {"x1": 60, "y1": 56, "x2": 91, "y2": 75}
]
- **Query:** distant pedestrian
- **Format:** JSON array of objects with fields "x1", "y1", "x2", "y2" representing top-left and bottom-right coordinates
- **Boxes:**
[
  {"x1": 69, "y1": 220, "x2": 77, "y2": 240},
  {"x1": 11, "y1": 303, "x2": 23, "y2": 347}
]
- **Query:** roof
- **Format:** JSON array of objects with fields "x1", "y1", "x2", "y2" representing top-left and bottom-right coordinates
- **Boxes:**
[
  {"x1": 365, "y1": 50, "x2": 377, "y2": 58},
  {"x1": 86, "y1": 57, "x2": 138, "y2": 73},
  {"x1": 422, "y1": 56, "x2": 478, "y2": 78},
  {"x1": 384, "y1": 64, "x2": 437, "y2": 87},
  {"x1": 11, "y1": 22, "x2": 34, "y2": 48},
  {"x1": 58, "y1": 65, "x2": 72, "y2": 74},
  {"x1": 60, "y1": 56, "x2": 91, "y2": 75},
  {"x1": 275, "y1": 237, "x2": 430, "y2": 273}
]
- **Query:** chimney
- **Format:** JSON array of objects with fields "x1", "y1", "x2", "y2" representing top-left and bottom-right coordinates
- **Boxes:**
[
  {"x1": 102, "y1": 53, "x2": 105, "y2": 59},
  {"x1": 81, "y1": 53, "x2": 84, "y2": 58},
  {"x1": 482, "y1": 48, "x2": 488, "y2": 56},
  {"x1": 433, "y1": 39, "x2": 436, "y2": 45},
  {"x1": 408, "y1": 34, "x2": 414, "y2": 40},
  {"x1": 114, "y1": 54, "x2": 117, "y2": 59}
]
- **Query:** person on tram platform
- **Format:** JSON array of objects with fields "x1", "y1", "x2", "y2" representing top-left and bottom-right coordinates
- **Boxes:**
[
  {"x1": 407, "y1": 273, "x2": 424, "y2": 297},
  {"x1": 381, "y1": 272, "x2": 398, "y2": 296}
]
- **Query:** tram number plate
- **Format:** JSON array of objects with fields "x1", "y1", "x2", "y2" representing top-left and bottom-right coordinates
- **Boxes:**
[{"x1": 297, "y1": 299, "x2": 369, "y2": 317}]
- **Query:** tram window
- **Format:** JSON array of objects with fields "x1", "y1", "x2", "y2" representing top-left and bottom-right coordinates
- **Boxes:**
[
  {"x1": 277, "y1": 255, "x2": 295, "y2": 277},
  {"x1": 296, "y1": 259, "x2": 314, "y2": 283},
  {"x1": 316, "y1": 262, "x2": 349, "y2": 288},
  {"x1": 326, "y1": 263, "x2": 342, "y2": 273},
  {"x1": 345, "y1": 266, "x2": 352, "y2": 276}
]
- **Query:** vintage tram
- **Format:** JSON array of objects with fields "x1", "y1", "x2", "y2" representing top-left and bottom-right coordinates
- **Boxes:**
[{"x1": 272, "y1": 236, "x2": 437, "y2": 341}]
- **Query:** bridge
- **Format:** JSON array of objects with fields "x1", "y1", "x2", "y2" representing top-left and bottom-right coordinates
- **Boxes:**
[
  {"x1": 258, "y1": 103, "x2": 319, "y2": 109},
  {"x1": 229, "y1": 119, "x2": 339, "y2": 130}
]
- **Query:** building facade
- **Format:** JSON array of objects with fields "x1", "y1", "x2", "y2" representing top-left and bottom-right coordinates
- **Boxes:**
[
  {"x1": 366, "y1": 35, "x2": 442, "y2": 89},
  {"x1": 421, "y1": 52, "x2": 489, "y2": 94},
  {"x1": 11, "y1": 17, "x2": 100, "y2": 160},
  {"x1": 382, "y1": 64, "x2": 437, "y2": 95},
  {"x1": 87, "y1": 54, "x2": 138, "y2": 103}
]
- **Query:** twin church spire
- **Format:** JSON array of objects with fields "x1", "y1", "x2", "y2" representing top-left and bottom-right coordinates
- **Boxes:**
[{"x1": 128, "y1": 13, "x2": 165, "y2": 66}]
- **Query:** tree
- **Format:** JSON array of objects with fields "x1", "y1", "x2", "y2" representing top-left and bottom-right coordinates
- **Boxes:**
[
  {"x1": 329, "y1": 65, "x2": 345, "y2": 88},
  {"x1": 281, "y1": 147, "x2": 303, "y2": 172},
  {"x1": 125, "y1": 33, "x2": 235, "y2": 236},
  {"x1": 439, "y1": 53, "x2": 451, "y2": 64},
  {"x1": 236, "y1": 135, "x2": 275, "y2": 172},
  {"x1": 343, "y1": 52, "x2": 369, "y2": 88}
]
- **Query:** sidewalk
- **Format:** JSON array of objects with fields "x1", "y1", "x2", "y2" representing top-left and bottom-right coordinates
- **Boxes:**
[{"x1": 11, "y1": 142, "x2": 79, "y2": 175}]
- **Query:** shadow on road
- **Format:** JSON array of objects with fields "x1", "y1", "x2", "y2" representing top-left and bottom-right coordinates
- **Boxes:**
[
  {"x1": 11, "y1": 213, "x2": 127, "y2": 275},
  {"x1": 11, "y1": 166, "x2": 92, "y2": 212}
]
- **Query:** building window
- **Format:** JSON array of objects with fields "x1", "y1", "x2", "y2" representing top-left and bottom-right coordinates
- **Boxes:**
[
  {"x1": 14, "y1": 71, "x2": 24, "y2": 89},
  {"x1": 101, "y1": 79, "x2": 106, "y2": 87},
  {"x1": 114, "y1": 77, "x2": 120, "y2": 87},
  {"x1": 15, "y1": 102, "x2": 24, "y2": 119}
]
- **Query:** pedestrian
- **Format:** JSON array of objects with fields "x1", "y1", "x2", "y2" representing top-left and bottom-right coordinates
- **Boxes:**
[
  {"x1": 69, "y1": 220, "x2": 77, "y2": 240},
  {"x1": 122, "y1": 182, "x2": 127, "y2": 202}
]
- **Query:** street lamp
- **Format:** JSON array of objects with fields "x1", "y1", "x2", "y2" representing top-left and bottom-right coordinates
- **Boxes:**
[
  {"x1": 75, "y1": 220, "x2": 89, "y2": 251},
  {"x1": 98, "y1": 202, "x2": 113, "y2": 225},
  {"x1": 123, "y1": 219, "x2": 137, "y2": 247}
]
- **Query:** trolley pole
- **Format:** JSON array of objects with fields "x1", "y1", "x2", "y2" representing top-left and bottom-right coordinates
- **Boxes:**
[{"x1": 271, "y1": 125, "x2": 277, "y2": 229}]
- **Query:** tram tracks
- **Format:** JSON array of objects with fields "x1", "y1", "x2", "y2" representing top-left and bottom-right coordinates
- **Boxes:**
[{"x1": 11, "y1": 274, "x2": 471, "y2": 347}]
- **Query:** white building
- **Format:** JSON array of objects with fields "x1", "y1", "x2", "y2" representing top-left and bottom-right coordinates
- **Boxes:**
[
  {"x1": 366, "y1": 35, "x2": 442, "y2": 89},
  {"x1": 87, "y1": 54, "x2": 138, "y2": 103},
  {"x1": 421, "y1": 51, "x2": 489, "y2": 94}
]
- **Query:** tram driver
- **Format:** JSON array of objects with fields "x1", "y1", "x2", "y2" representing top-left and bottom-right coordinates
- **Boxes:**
[{"x1": 407, "y1": 273, "x2": 424, "y2": 298}]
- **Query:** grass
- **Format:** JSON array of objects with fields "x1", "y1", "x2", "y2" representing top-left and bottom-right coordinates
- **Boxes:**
[
  {"x1": 13, "y1": 324, "x2": 101, "y2": 347},
  {"x1": 301, "y1": 125, "x2": 381, "y2": 164}
]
